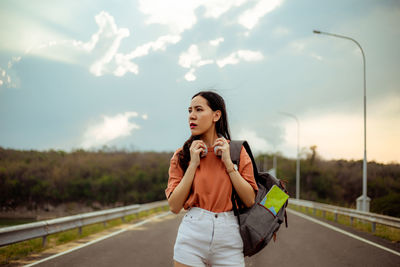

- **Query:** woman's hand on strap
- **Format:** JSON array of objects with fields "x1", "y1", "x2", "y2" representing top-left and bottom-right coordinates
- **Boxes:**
[
  {"x1": 189, "y1": 140, "x2": 206, "y2": 168},
  {"x1": 214, "y1": 137, "x2": 256, "y2": 207},
  {"x1": 168, "y1": 141, "x2": 205, "y2": 214},
  {"x1": 213, "y1": 137, "x2": 232, "y2": 168}
]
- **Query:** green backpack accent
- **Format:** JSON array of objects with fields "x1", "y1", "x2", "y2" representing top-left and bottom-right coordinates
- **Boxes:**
[{"x1": 230, "y1": 140, "x2": 289, "y2": 257}]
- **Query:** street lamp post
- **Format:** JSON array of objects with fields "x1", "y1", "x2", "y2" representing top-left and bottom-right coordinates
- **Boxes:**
[
  {"x1": 280, "y1": 112, "x2": 300, "y2": 200},
  {"x1": 313, "y1": 30, "x2": 370, "y2": 212}
]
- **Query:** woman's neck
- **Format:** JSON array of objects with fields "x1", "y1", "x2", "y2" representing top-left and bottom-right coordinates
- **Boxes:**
[{"x1": 201, "y1": 130, "x2": 218, "y2": 147}]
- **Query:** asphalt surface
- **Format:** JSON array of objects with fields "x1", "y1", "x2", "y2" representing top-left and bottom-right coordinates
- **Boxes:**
[{"x1": 32, "y1": 209, "x2": 400, "y2": 267}]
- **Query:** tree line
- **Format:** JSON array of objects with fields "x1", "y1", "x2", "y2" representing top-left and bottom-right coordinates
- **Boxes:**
[
  {"x1": 0, "y1": 146, "x2": 399, "y2": 217},
  {"x1": 0, "y1": 147, "x2": 171, "y2": 210},
  {"x1": 256, "y1": 148, "x2": 400, "y2": 217}
]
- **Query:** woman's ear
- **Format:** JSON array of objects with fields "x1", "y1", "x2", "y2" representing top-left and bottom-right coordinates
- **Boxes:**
[{"x1": 213, "y1": 110, "x2": 222, "y2": 122}]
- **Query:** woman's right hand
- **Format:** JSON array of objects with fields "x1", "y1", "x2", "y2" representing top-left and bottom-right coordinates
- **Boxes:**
[{"x1": 189, "y1": 140, "x2": 206, "y2": 168}]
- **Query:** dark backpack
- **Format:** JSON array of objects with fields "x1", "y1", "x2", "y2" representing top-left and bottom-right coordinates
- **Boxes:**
[{"x1": 230, "y1": 140, "x2": 289, "y2": 257}]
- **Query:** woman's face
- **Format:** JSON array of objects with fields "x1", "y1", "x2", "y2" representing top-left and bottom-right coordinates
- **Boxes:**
[{"x1": 188, "y1": 96, "x2": 220, "y2": 136}]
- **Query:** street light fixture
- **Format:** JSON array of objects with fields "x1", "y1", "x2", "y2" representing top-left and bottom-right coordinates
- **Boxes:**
[
  {"x1": 313, "y1": 29, "x2": 370, "y2": 212},
  {"x1": 279, "y1": 112, "x2": 300, "y2": 200}
]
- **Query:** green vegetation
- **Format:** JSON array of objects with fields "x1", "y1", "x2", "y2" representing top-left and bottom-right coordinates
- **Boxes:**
[
  {"x1": 0, "y1": 147, "x2": 172, "y2": 210},
  {"x1": 256, "y1": 147, "x2": 400, "y2": 217},
  {"x1": 0, "y1": 218, "x2": 36, "y2": 228},
  {"x1": 0, "y1": 146, "x2": 399, "y2": 217},
  {"x1": 0, "y1": 205, "x2": 169, "y2": 265}
]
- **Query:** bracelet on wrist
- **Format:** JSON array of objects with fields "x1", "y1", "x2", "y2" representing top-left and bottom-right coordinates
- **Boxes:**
[{"x1": 226, "y1": 163, "x2": 238, "y2": 174}]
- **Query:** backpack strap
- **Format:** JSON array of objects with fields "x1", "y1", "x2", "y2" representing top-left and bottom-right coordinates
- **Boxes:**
[
  {"x1": 229, "y1": 140, "x2": 244, "y2": 166},
  {"x1": 284, "y1": 210, "x2": 288, "y2": 228},
  {"x1": 230, "y1": 140, "x2": 259, "y2": 216},
  {"x1": 229, "y1": 140, "x2": 259, "y2": 176},
  {"x1": 230, "y1": 140, "x2": 244, "y2": 216}
]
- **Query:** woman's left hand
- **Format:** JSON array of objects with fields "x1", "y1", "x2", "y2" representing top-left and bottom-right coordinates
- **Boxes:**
[{"x1": 213, "y1": 137, "x2": 232, "y2": 167}]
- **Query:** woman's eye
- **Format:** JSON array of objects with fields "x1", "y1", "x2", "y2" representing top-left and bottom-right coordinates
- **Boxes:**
[{"x1": 188, "y1": 108, "x2": 202, "y2": 113}]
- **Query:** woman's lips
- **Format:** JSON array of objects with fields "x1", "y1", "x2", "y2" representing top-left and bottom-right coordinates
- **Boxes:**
[{"x1": 190, "y1": 123, "x2": 197, "y2": 129}]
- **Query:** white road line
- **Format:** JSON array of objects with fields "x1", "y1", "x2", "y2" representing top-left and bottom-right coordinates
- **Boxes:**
[
  {"x1": 24, "y1": 211, "x2": 172, "y2": 267},
  {"x1": 287, "y1": 208, "x2": 400, "y2": 257}
]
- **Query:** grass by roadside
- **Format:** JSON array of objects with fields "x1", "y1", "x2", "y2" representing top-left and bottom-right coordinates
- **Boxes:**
[
  {"x1": 288, "y1": 204, "x2": 400, "y2": 243},
  {"x1": 0, "y1": 219, "x2": 36, "y2": 228},
  {"x1": 0, "y1": 205, "x2": 170, "y2": 266}
]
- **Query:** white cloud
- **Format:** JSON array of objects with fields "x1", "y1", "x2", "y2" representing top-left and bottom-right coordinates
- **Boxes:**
[
  {"x1": 238, "y1": 0, "x2": 283, "y2": 30},
  {"x1": 139, "y1": 0, "x2": 200, "y2": 34},
  {"x1": 81, "y1": 111, "x2": 142, "y2": 149},
  {"x1": 81, "y1": 12, "x2": 115, "y2": 52},
  {"x1": 197, "y1": 59, "x2": 214, "y2": 67},
  {"x1": 2, "y1": 11, "x2": 132, "y2": 78},
  {"x1": 83, "y1": 14, "x2": 180, "y2": 77},
  {"x1": 0, "y1": 68, "x2": 5, "y2": 87},
  {"x1": 184, "y1": 68, "x2": 197, "y2": 81},
  {"x1": 237, "y1": 128, "x2": 272, "y2": 154},
  {"x1": 216, "y1": 53, "x2": 240, "y2": 68},
  {"x1": 209, "y1": 37, "x2": 224, "y2": 46},
  {"x1": 113, "y1": 54, "x2": 139, "y2": 76},
  {"x1": 0, "y1": 67, "x2": 17, "y2": 88},
  {"x1": 8, "y1": 57, "x2": 22, "y2": 69},
  {"x1": 4, "y1": 11, "x2": 118, "y2": 66},
  {"x1": 138, "y1": 0, "x2": 248, "y2": 34},
  {"x1": 178, "y1": 44, "x2": 215, "y2": 81},
  {"x1": 87, "y1": 12, "x2": 130, "y2": 77},
  {"x1": 202, "y1": 0, "x2": 247, "y2": 18},
  {"x1": 4, "y1": 1, "x2": 281, "y2": 83},
  {"x1": 66, "y1": 15, "x2": 114, "y2": 55},
  {"x1": 179, "y1": 45, "x2": 202, "y2": 68},
  {"x1": 237, "y1": 50, "x2": 264, "y2": 61},
  {"x1": 217, "y1": 50, "x2": 264, "y2": 68},
  {"x1": 4, "y1": 11, "x2": 182, "y2": 82},
  {"x1": 126, "y1": 35, "x2": 181, "y2": 59},
  {"x1": 111, "y1": 34, "x2": 181, "y2": 77},
  {"x1": 1, "y1": 57, "x2": 23, "y2": 88},
  {"x1": 178, "y1": 44, "x2": 263, "y2": 81},
  {"x1": 142, "y1": 114, "x2": 148, "y2": 120},
  {"x1": 178, "y1": 44, "x2": 214, "y2": 68}
]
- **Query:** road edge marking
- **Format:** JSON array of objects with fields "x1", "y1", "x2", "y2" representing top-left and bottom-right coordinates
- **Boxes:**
[
  {"x1": 287, "y1": 208, "x2": 400, "y2": 257},
  {"x1": 24, "y1": 211, "x2": 172, "y2": 266}
]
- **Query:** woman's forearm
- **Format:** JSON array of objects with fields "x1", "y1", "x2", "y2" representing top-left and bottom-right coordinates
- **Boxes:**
[
  {"x1": 168, "y1": 163, "x2": 197, "y2": 213},
  {"x1": 229, "y1": 170, "x2": 256, "y2": 207}
]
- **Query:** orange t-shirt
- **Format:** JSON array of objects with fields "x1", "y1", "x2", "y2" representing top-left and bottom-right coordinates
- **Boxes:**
[{"x1": 165, "y1": 145, "x2": 258, "y2": 213}]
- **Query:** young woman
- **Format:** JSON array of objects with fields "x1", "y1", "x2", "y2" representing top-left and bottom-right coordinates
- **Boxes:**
[{"x1": 166, "y1": 91, "x2": 258, "y2": 267}]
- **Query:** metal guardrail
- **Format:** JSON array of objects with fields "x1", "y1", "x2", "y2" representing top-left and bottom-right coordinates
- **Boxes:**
[
  {"x1": 289, "y1": 198, "x2": 400, "y2": 232},
  {"x1": 4, "y1": 198, "x2": 397, "y2": 248},
  {"x1": 0, "y1": 200, "x2": 168, "y2": 247}
]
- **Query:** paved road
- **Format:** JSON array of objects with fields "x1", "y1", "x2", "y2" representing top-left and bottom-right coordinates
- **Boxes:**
[{"x1": 32, "y1": 209, "x2": 399, "y2": 267}]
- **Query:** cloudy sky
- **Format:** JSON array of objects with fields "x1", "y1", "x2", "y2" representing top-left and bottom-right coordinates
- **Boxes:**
[{"x1": 0, "y1": 0, "x2": 399, "y2": 163}]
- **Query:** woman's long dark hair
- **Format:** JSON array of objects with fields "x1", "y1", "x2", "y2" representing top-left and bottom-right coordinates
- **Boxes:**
[{"x1": 178, "y1": 91, "x2": 231, "y2": 172}]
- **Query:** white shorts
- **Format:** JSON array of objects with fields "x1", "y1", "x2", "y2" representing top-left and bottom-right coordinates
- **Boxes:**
[{"x1": 174, "y1": 207, "x2": 244, "y2": 267}]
